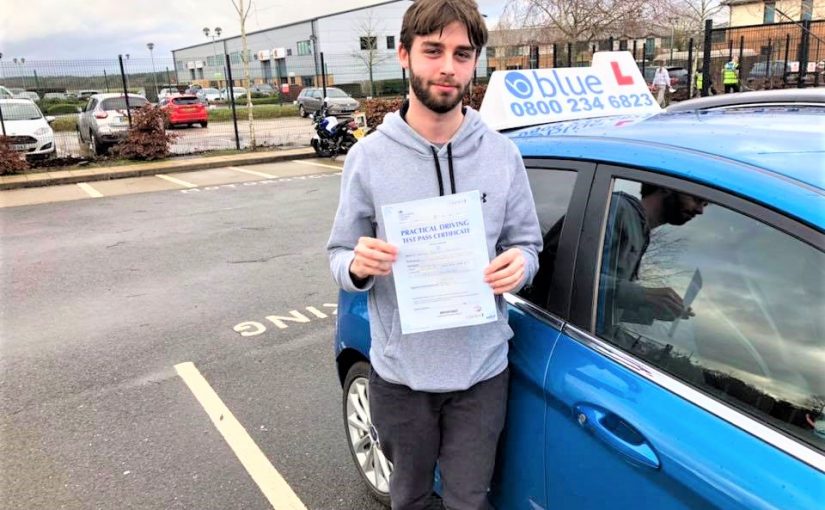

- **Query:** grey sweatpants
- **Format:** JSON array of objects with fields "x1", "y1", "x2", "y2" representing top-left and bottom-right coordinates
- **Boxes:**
[{"x1": 368, "y1": 368, "x2": 509, "y2": 510}]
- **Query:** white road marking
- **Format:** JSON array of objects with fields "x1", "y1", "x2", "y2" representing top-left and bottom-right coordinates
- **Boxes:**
[
  {"x1": 228, "y1": 166, "x2": 277, "y2": 179},
  {"x1": 156, "y1": 174, "x2": 197, "y2": 188},
  {"x1": 76, "y1": 182, "x2": 103, "y2": 198},
  {"x1": 291, "y1": 160, "x2": 343, "y2": 171},
  {"x1": 175, "y1": 362, "x2": 308, "y2": 510},
  {"x1": 304, "y1": 307, "x2": 327, "y2": 319},
  {"x1": 266, "y1": 311, "x2": 311, "y2": 330}
]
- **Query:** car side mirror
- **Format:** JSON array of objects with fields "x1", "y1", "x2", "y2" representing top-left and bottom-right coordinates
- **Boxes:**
[{"x1": 45, "y1": 116, "x2": 56, "y2": 123}]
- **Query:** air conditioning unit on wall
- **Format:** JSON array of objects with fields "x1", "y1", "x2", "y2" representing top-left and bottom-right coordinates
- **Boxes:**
[
  {"x1": 272, "y1": 48, "x2": 287, "y2": 59},
  {"x1": 257, "y1": 50, "x2": 271, "y2": 61}
]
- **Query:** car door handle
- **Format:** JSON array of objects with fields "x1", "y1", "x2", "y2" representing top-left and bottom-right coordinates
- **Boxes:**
[{"x1": 574, "y1": 404, "x2": 660, "y2": 469}]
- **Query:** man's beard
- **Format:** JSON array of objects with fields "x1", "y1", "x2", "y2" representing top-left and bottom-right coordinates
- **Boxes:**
[
  {"x1": 409, "y1": 65, "x2": 470, "y2": 114},
  {"x1": 663, "y1": 193, "x2": 694, "y2": 226}
]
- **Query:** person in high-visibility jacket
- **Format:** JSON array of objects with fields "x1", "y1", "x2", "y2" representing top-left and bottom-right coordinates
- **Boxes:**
[
  {"x1": 693, "y1": 70, "x2": 716, "y2": 97},
  {"x1": 722, "y1": 59, "x2": 740, "y2": 93}
]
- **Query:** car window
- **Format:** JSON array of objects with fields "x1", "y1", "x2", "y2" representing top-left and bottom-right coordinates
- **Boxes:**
[
  {"x1": 594, "y1": 178, "x2": 825, "y2": 451},
  {"x1": 172, "y1": 97, "x2": 200, "y2": 105},
  {"x1": 0, "y1": 102, "x2": 43, "y2": 120},
  {"x1": 101, "y1": 97, "x2": 148, "y2": 110},
  {"x1": 327, "y1": 88, "x2": 349, "y2": 98},
  {"x1": 518, "y1": 168, "x2": 578, "y2": 311},
  {"x1": 86, "y1": 99, "x2": 97, "y2": 112}
]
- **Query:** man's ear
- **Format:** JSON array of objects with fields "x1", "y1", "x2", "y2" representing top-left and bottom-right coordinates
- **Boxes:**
[{"x1": 398, "y1": 44, "x2": 410, "y2": 70}]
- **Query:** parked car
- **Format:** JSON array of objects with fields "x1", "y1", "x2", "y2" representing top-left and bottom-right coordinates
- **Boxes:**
[
  {"x1": 157, "y1": 88, "x2": 178, "y2": 104},
  {"x1": 0, "y1": 85, "x2": 13, "y2": 99},
  {"x1": 76, "y1": 93, "x2": 149, "y2": 156},
  {"x1": 0, "y1": 99, "x2": 56, "y2": 160},
  {"x1": 13, "y1": 90, "x2": 40, "y2": 102},
  {"x1": 643, "y1": 66, "x2": 689, "y2": 100},
  {"x1": 746, "y1": 60, "x2": 817, "y2": 89},
  {"x1": 667, "y1": 88, "x2": 825, "y2": 112},
  {"x1": 42, "y1": 92, "x2": 69, "y2": 101},
  {"x1": 296, "y1": 87, "x2": 359, "y2": 118},
  {"x1": 219, "y1": 87, "x2": 248, "y2": 102},
  {"x1": 250, "y1": 84, "x2": 277, "y2": 96},
  {"x1": 160, "y1": 94, "x2": 208, "y2": 128},
  {"x1": 334, "y1": 106, "x2": 825, "y2": 507},
  {"x1": 195, "y1": 87, "x2": 222, "y2": 104},
  {"x1": 77, "y1": 90, "x2": 101, "y2": 100}
]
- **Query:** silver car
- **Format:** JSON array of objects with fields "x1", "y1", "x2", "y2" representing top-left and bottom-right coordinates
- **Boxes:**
[
  {"x1": 77, "y1": 93, "x2": 149, "y2": 155},
  {"x1": 296, "y1": 87, "x2": 359, "y2": 118}
]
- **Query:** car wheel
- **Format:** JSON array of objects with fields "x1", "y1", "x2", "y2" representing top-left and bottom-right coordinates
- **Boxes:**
[
  {"x1": 201, "y1": 121, "x2": 208, "y2": 128},
  {"x1": 90, "y1": 133, "x2": 107, "y2": 156},
  {"x1": 299, "y1": 104, "x2": 306, "y2": 118},
  {"x1": 343, "y1": 361, "x2": 392, "y2": 507}
]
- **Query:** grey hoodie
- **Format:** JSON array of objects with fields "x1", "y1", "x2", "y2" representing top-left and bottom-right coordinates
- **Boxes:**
[{"x1": 327, "y1": 106, "x2": 542, "y2": 392}]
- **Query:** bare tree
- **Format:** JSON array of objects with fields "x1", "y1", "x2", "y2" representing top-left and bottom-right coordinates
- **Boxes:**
[
  {"x1": 502, "y1": 0, "x2": 654, "y2": 44},
  {"x1": 351, "y1": 14, "x2": 392, "y2": 97},
  {"x1": 231, "y1": 0, "x2": 256, "y2": 149}
]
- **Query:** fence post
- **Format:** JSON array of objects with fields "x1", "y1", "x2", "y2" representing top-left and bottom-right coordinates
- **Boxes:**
[
  {"x1": 103, "y1": 69, "x2": 110, "y2": 92},
  {"x1": 225, "y1": 53, "x2": 241, "y2": 150},
  {"x1": 766, "y1": 38, "x2": 773, "y2": 86},
  {"x1": 401, "y1": 67, "x2": 407, "y2": 99},
  {"x1": 552, "y1": 44, "x2": 558, "y2": 68},
  {"x1": 738, "y1": 35, "x2": 745, "y2": 70},
  {"x1": 632, "y1": 40, "x2": 638, "y2": 63},
  {"x1": 0, "y1": 101, "x2": 6, "y2": 136},
  {"x1": 642, "y1": 42, "x2": 647, "y2": 78},
  {"x1": 687, "y1": 38, "x2": 694, "y2": 97},
  {"x1": 728, "y1": 39, "x2": 733, "y2": 61},
  {"x1": 118, "y1": 55, "x2": 133, "y2": 127},
  {"x1": 320, "y1": 52, "x2": 327, "y2": 99},
  {"x1": 798, "y1": 19, "x2": 811, "y2": 88},
  {"x1": 783, "y1": 34, "x2": 791, "y2": 86},
  {"x1": 33, "y1": 70, "x2": 40, "y2": 92},
  {"x1": 567, "y1": 42, "x2": 573, "y2": 67},
  {"x1": 609, "y1": 36, "x2": 614, "y2": 51},
  {"x1": 702, "y1": 19, "x2": 713, "y2": 97},
  {"x1": 165, "y1": 67, "x2": 172, "y2": 86}
]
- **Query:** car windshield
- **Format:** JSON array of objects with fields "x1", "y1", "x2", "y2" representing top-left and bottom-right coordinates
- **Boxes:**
[
  {"x1": 204, "y1": 88, "x2": 219, "y2": 94},
  {"x1": 327, "y1": 89, "x2": 349, "y2": 98},
  {"x1": 0, "y1": 102, "x2": 43, "y2": 120},
  {"x1": 101, "y1": 97, "x2": 149, "y2": 110}
]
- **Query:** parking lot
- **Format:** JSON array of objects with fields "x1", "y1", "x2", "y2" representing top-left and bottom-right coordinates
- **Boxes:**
[{"x1": 0, "y1": 159, "x2": 388, "y2": 509}]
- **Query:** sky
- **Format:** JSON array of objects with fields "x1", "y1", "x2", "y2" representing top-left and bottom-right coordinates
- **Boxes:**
[{"x1": 0, "y1": 0, "x2": 509, "y2": 61}]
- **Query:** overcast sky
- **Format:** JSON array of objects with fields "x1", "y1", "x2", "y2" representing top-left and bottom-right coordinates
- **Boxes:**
[{"x1": 0, "y1": 0, "x2": 508, "y2": 61}]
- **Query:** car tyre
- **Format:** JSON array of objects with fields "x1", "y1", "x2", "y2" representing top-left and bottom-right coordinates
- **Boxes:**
[
  {"x1": 299, "y1": 104, "x2": 306, "y2": 118},
  {"x1": 201, "y1": 121, "x2": 208, "y2": 128},
  {"x1": 343, "y1": 361, "x2": 392, "y2": 507},
  {"x1": 90, "y1": 132, "x2": 107, "y2": 156}
]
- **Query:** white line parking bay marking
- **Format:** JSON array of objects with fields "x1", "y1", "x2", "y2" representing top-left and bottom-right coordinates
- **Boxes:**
[{"x1": 175, "y1": 362, "x2": 308, "y2": 510}]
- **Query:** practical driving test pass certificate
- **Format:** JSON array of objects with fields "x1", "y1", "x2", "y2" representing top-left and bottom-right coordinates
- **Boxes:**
[{"x1": 382, "y1": 190, "x2": 497, "y2": 334}]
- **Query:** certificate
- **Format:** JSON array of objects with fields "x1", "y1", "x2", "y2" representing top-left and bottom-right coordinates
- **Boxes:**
[{"x1": 382, "y1": 190, "x2": 497, "y2": 334}]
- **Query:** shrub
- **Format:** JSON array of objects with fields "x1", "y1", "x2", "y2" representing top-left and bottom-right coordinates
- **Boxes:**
[
  {"x1": 113, "y1": 106, "x2": 178, "y2": 161},
  {"x1": 207, "y1": 104, "x2": 298, "y2": 122},
  {"x1": 52, "y1": 116, "x2": 77, "y2": 132},
  {"x1": 250, "y1": 96, "x2": 282, "y2": 105},
  {"x1": 46, "y1": 104, "x2": 81, "y2": 115},
  {"x1": 0, "y1": 137, "x2": 30, "y2": 174}
]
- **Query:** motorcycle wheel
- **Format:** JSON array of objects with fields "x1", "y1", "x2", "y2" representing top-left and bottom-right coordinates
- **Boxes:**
[{"x1": 312, "y1": 139, "x2": 332, "y2": 158}]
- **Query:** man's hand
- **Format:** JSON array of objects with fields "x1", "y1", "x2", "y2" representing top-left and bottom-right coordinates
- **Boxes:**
[
  {"x1": 350, "y1": 237, "x2": 398, "y2": 280},
  {"x1": 484, "y1": 248, "x2": 525, "y2": 295},
  {"x1": 642, "y1": 287, "x2": 693, "y2": 321}
]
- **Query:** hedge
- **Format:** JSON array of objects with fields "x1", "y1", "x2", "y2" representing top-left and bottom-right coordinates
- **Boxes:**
[{"x1": 46, "y1": 104, "x2": 81, "y2": 115}]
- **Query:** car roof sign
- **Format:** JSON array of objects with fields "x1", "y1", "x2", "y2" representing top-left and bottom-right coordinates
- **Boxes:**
[{"x1": 480, "y1": 51, "x2": 661, "y2": 130}]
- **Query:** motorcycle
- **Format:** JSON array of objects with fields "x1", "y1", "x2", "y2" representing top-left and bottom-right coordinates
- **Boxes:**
[{"x1": 309, "y1": 103, "x2": 359, "y2": 159}]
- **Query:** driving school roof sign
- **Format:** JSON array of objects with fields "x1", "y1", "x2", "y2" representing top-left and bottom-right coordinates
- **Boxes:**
[{"x1": 480, "y1": 51, "x2": 661, "y2": 130}]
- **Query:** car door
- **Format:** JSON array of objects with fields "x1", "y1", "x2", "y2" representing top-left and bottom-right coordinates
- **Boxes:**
[
  {"x1": 542, "y1": 162, "x2": 825, "y2": 509},
  {"x1": 78, "y1": 98, "x2": 96, "y2": 141},
  {"x1": 488, "y1": 160, "x2": 596, "y2": 510}
]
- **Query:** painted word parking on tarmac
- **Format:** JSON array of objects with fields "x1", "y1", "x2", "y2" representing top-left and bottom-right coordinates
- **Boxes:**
[
  {"x1": 234, "y1": 304, "x2": 338, "y2": 337},
  {"x1": 180, "y1": 172, "x2": 341, "y2": 194}
]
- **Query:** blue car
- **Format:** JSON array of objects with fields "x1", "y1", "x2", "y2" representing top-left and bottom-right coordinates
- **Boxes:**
[{"x1": 334, "y1": 104, "x2": 825, "y2": 508}]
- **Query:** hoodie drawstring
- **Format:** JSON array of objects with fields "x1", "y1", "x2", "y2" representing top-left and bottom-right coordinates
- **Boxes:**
[{"x1": 430, "y1": 143, "x2": 456, "y2": 197}]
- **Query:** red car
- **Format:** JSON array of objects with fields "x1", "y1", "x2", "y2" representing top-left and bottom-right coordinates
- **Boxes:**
[{"x1": 161, "y1": 95, "x2": 208, "y2": 128}]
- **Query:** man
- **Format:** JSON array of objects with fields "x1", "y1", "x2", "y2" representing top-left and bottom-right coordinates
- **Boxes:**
[
  {"x1": 326, "y1": 1, "x2": 541, "y2": 508},
  {"x1": 599, "y1": 184, "x2": 707, "y2": 343},
  {"x1": 652, "y1": 62, "x2": 671, "y2": 106},
  {"x1": 722, "y1": 58, "x2": 740, "y2": 93}
]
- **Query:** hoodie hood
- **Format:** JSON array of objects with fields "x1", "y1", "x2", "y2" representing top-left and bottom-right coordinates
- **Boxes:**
[{"x1": 376, "y1": 105, "x2": 487, "y2": 160}]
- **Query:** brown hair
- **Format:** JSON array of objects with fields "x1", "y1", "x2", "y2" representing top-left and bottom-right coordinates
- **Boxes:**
[{"x1": 400, "y1": 0, "x2": 488, "y2": 56}]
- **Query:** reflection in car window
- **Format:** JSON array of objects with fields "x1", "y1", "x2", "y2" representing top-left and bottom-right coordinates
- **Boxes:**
[
  {"x1": 0, "y1": 102, "x2": 43, "y2": 121},
  {"x1": 101, "y1": 97, "x2": 149, "y2": 111},
  {"x1": 595, "y1": 178, "x2": 825, "y2": 451},
  {"x1": 518, "y1": 169, "x2": 577, "y2": 311}
]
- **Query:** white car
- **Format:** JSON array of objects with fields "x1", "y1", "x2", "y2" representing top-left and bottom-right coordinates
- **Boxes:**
[
  {"x1": 198, "y1": 87, "x2": 222, "y2": 103},
  {"x1": 77, "y1": 93, "x2": 149, "y2": 155},
  {"x1": 0, "y1": 99, "x2": 56, "y2": 160},
  {"x1": 0, "y1": 85, "x2": 13, "y2": 99},
  {"x1": 219, "y1": 87, "x2": 247, "y2": 102},
  {"x1": 13, "y1": 91, "x2": 40, "y2": 102}
]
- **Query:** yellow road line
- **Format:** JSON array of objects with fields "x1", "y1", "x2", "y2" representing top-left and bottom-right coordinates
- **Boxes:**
[
  {"x1": 175, "y1": 362, "x2": 307, "y2": 510},
  {"x1": 291, "y1": 160, "x2": 343, "y2": 171},
  {"x1": 76, "y1": 182, "x2": 103, "y2": 198},
  {"x1": 228, "y1": 166, "x2": 277, "y2": 179},
  {"x1": 156, "y1": 174, "x2": 197, "y2": 188}
]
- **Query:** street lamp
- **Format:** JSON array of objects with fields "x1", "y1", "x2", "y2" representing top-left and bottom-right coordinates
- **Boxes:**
[
  {"x1": 204, "y1": 26, "x2": 223, "y2": 87},
  {"x1": 147, "y1": 42, "x2": 159, "y2": 98}
]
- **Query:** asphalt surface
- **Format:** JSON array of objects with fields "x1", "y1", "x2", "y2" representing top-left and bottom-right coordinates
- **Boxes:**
[
  {"x1": 56, "y1": 117, "x2": 316, "y2": 157},
  {"x1": 0, "y1": 161, "x2": 386, "y2": 510}
]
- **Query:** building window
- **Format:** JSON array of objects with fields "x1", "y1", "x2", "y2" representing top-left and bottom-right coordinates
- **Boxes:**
[
  {"x1": 801, "y1": 0, "x2": 813, "y2": 20},
  {"x1": 764, "y1": 1, "x2": 776, "y2": 23},
  {"x1": 287, "y1": 48, "x2": 293, "y2": 56},
  {"x1": 619, "y1": 39, "x2": 628, "y2": 51},
  {"x1": 297, "y1": 40, "x2": 312, "y2": 56},
  {"x1": 360, "y1": 36, "x2": 377, "y2": 50},
  {"x1": 644, "y1": 38, "x2": 655, "y2": 58},
  {"x1": 301, "y1": 76, "x2": 315, "y2": 86},
  {"x1": 386, "y1": 36, "x2": 395, "y2": 50}
]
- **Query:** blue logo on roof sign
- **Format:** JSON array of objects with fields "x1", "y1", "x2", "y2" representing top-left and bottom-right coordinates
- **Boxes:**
[{"x1": 504, "y1": 72, "x2": 534, "y2": 99}]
